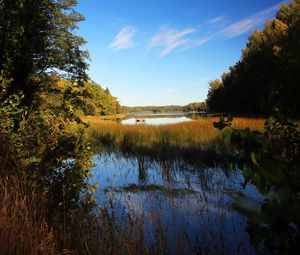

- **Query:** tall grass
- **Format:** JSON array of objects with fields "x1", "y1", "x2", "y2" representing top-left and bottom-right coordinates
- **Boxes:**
[
  {"x1": 0, "y1": 177, "x2": 55, "y2": 255},
  {"x1": 84, "y1": 117, "x2": 265, "y2": 155},
  {"x1": 0, "y1": 175, "x2": 154, "y2": 255}
]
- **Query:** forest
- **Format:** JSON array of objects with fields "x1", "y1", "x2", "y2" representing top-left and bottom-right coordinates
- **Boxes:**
[
  {"x1": 123, "y1": 102, "x2": 206, "y2": 114},
  {"x1": 206, "y1": 1, "x2": 300, "y2": 117}
]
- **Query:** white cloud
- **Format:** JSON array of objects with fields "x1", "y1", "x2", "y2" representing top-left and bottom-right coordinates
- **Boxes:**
[
  {"x1": 183, "y1": 3, "x2": 281, "y2": 51},
  {"x1": 147, "y1": 3, "x2": 282, "y2": 56},
  {"x1": 206, "y1": 16, "x2": 226, "y2": 25},
  {"x1": 217, "y1": 3, "x2": 281, "y2": 38},
  {"x1": 149, "y1": 26, "x2": 196, "y2": 57},
  {"x1": 108, "y1": 26, "x2": 137, "y2": 51},
  {"x1": 180, "y1": 37, "x2": 210, "y2": 51}
]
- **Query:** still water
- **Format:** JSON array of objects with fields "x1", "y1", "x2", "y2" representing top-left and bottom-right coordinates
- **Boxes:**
[
  {"x1": 121, "y1": 112, "x2": 206, "y2": 125},
  {"x1": 91, "y1": 152, "x2": 263, "y2": 254}
]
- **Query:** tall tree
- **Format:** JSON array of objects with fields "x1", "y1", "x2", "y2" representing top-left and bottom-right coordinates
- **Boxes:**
[
  {"x1": 0, "y1": 2, "x2": 93, "y2": 250},
  {"x1": 0, "y1": 0, "x2": 89, "y2": 108},
  {"x1": 206, "y1": 0, "x2": 300, "y2": 117}
]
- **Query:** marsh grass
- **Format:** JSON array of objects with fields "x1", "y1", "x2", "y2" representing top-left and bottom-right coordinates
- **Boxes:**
[
  {"x1": 0, "y1": 174, "x2": 154, "y2": 255},
  {"x1": 83, "y1": 116, "x2": 265, "y2": 157},
  {"x1": 0, "y1": 177, "x2": 55, "y2": 255}
]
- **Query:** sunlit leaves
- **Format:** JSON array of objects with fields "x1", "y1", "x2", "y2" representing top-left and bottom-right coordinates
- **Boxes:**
[{"x1": 206, "y1": 0, "x2": 300, "y2": 117}]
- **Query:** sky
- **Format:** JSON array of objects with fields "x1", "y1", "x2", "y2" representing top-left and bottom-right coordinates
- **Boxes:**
[{"x1": 76, "y1": 0, "x2": 285, "y2": 106}]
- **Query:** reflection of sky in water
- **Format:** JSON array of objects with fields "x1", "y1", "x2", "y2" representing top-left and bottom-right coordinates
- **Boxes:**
[
  {"x1": 90, "y1": 153, "x2": 261, "y2": 254},
  {"x1": 122, "y1": 116, "x2": 193, "y2": 125}
]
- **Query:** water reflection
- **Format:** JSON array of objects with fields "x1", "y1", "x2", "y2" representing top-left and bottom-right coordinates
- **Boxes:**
[
  {"x1": 122, "y1": 116, "x2": 193, "y2": 125},
  {"x1": 121, "y1": 112, "x2": 207, "y2": 125},
  {"x1": 91, "y1": 152, "x2": 263, "y2": 254}
]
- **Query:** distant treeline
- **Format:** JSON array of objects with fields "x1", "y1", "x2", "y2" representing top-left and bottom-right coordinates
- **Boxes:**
[
  {"x1": 206, "y1": 1, "x2": 300, "y2": 117},
  {"x1": 46, "y1": 78, "x2": 122, "y2": 116},
  {"x1": 123, "y1": 102, "x2": 207, "y2": 113}
]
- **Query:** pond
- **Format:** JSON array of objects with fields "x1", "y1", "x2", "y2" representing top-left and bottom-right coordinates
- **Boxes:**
[
  {"x1": 90, "y1": 152, "x2": 263, "y2": 254},
  {"x1": 121, "y1": 111, "x2": 206, "y2": 125}
]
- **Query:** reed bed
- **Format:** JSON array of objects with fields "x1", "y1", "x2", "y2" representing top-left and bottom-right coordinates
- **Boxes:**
[
  {"x1": 0, "y1": 177, "x2": 55, "y2": 255},
  {"x1": 83, "y1": 116, "x2": 265, "y2": 153},
  {"x1": 0, "y1": 175, "x2": 153, "y2": 255}
]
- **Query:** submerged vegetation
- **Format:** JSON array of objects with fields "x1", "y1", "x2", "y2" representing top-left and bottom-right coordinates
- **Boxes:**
[{"x1": 107, "y1": 183, "x2": 196, "y2": 197}]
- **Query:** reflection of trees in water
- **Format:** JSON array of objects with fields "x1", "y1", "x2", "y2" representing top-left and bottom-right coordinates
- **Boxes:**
[
  {"x1": 160, "y1": 159, "x2": 173, "y2": 185},
  {"x1": 137, "y1": 155, "x2": 148, "y2": 184},
  {"x1": 100, "y1": 151, "x2": 255, "y2": 254},
  {"x1": 99, "y1": 149, "x2": 276, "y2": 253}
]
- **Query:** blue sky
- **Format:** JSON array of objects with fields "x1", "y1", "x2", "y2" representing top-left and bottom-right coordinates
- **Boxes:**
[{"x1": 76, "y1": 0, "x2": 284, "y2": 106}]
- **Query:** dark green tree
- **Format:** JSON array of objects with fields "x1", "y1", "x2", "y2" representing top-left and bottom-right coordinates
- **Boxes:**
[
  {"x1": 0, "y1": 0, "x2": 89, "y2": 109},
  {"x1": 0, "y1": 1, "x2": 96, "y2": 252},
  {"x1": 206, "y1": 0, "x2": 300, "y2": 117}
]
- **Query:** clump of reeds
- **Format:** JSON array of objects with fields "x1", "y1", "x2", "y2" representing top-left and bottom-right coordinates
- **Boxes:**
[
  {"x1": 0, "y1": 177, "x2": 55, "y2": 255},
  {"x1": 85, "y1": 117, "x2": 265, "y2": 155}
]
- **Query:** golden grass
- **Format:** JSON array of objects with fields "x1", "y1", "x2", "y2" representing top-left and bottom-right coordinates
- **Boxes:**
[
  {"x1": 83, "y1": 116, "x2": 265, "y2": 150},
  {"x1": 0, "y1": 177, "x2": 55, "y2": 255}
]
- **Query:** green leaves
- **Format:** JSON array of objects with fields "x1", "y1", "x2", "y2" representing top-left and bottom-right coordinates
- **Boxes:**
[
  {"x1": 0, "y1": 0, "x2": 89, "y2": 110},
  {"x1": 214, "y1": 114, "x2": 300, "y2": 252},
  {"x1": 213, "y1": 115, "x2": 233, "y2": 131}
]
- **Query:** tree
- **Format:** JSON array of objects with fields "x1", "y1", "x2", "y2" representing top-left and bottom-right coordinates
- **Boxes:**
[
  {"x1": 0, "y1": 1, "x2": 95, "y2": 251},
  {"x1": 206, "y1": 0, "x2": 300, "y2": 117},
  {"x1": 206, "y1": 79, "x2": 224, "y2": 113},
  {"x1": 0, "y1": 0, "x2": 89, "y2": 109}
]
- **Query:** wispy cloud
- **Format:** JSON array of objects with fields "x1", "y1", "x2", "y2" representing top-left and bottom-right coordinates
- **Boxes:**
[
  {"x1": 149, "y1": 26, "x2": 196, "y2": 57},
  {"x1": 108, "y1": 26, "x2": 137, "y2": 51},
  {"x1": 217, "y1": 3, "x2": 281, "y2": 38},
  {"x1": 182, "y1": 3, "x2": 281, "y2": 51},
  {"x1": 146, "y1": 3, "x2": 281, "y2": 57},
  {"x1": 206, "y1": 16, "x2": 226, "y2": 25},
  {"x1": 180, "y1": 37, "x2": 211, "y2": 51}
]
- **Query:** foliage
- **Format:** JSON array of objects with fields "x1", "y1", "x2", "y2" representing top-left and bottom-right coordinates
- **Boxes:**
[
  {"x1": 123, "y1": 105, "x2": 183, "y2": 113},
  {"x1": 206, "y1": 0, "x2": 300, "y2": 117},
  {"x1": 80, "y1": 81, "x2": 122, "y2": 116},
  {"x1": 0, "y1": 0, "x2": 99, "y2": 253},
  {"x1": 182, "y1": 102, "x2": 207, "y2": 112},
  {"x1": 0, "y1": 0, "x2": 89, "y2": 109},
  {"x1": 44, "y1": 78, "x2": 122, "y2": 116},
  {"x1": 214, "y1": 115, "x2": 300, "y2": 253}
]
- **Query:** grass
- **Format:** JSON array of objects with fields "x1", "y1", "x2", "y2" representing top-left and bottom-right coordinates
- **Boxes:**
[
  {"x1": 82, "y1": 116, "x2": 265, "y2": 154},
  {"x1": 0, "y1": 175, "x2": 152, "y2": 255},
  {"x1": 0, "y1": 177, "x2": 55, "y2": 255}
]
